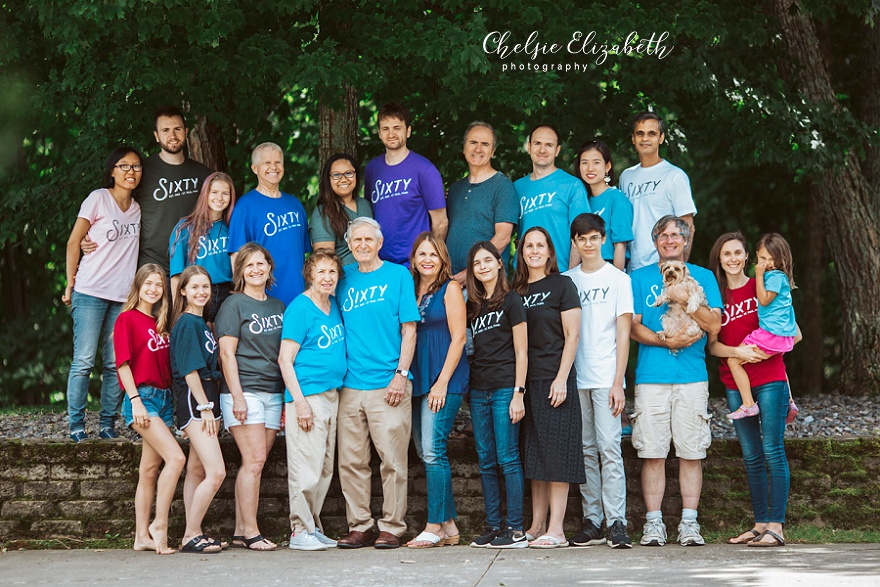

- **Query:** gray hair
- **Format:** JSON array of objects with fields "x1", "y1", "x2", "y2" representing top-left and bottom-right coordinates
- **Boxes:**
[
  {"x1": 344, "y1": 216, "x2": 383, "y2": 242},
  {"x1": 251, "y1": 142, "x2": 283, "y2": 166},
  {"x1": 464, "y1": 121, "x2": 497, "y2": 148},
  {"x1": 652, "y1": 214, "x2": 690, "y2": 243}
]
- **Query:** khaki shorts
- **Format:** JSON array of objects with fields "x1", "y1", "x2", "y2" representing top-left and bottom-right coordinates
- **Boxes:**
[{"x1": 631, "y1": 382, "x2": 712, "y2": 460}]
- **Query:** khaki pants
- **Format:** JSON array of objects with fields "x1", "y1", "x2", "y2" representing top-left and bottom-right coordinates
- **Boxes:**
[
  {"x1": 336, "y1": 383, "x2": 412, "y2": 536},
  {"x1": 286, "y1": 390, "x2": 338, "y2": 534}
]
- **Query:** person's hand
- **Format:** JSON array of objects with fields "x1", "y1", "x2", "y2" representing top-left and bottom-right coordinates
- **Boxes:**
[
  {"x1": 232, "y1": 395, "x2": 248, "y2": 423},
  {"x1": 428, "y1": 382, "x2": 447, "y2": 413},
  {"x1": 548, "y1": 378, "x2": 567, "y2": 408},
  {"x1": 665, "y1": 283, "x2": 690, "y2": 305},
  {"x1": 132, "y1": 400, "x2": 150, "y2": 429},
  {"x1": 385, "y1": 373, "x2": 406, "y2": 407},
  {"x1": 201, "y1": 411, "x2": 218, "y2": 437},
  {"x1": 81, "y1": 234, "x2": 97, "y2": 255},
  {"x1": 62, "y1": 283, "x2": 74, "y2": 306},
  {"x1": 509, "y1": 393, "x2": 525, "y2": 423},
  {"x1": 609, "y1": 383, "x2": 626, "y2": 417},
  {"x1": 295, "y1": 398, "x2": 313, "y2": 431},
  {"x1": 735, "y1": 344, "x2": 769, "y2": 364},
  {"x1": 663, "y1": 329, "x2": 703, "y2": 349}
]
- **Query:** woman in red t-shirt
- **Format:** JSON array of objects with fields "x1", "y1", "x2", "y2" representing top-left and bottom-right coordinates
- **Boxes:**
[
  {"x1": 707, "y1": 233, "x2": 799, "y2": 548},
  {"x1": 115, "y1": 263, "x2": 186, "y2": 555}
]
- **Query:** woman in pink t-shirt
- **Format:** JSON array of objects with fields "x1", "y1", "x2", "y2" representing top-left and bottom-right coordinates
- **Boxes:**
[
  {"x1": 63, "y1": 146, "x2": 143, "y2": 442},
  {"x1": 707, "y1": 232, "x2": 800, "y2": 548}
]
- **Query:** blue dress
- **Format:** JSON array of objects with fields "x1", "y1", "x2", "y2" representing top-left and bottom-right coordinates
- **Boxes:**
[{"x1": 412, "y1": 281, "x2": 469, "y2": 397}]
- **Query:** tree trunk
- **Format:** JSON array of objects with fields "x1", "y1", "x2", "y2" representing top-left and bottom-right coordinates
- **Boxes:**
[
  {"x1": 188, "y1": 115, "x2": 228, "y2": 172},
  {"x1": 798, "y1": 185, "x2": 825, "y2": 394},
  {"x1": 772, "y1": 0, "x2": 880, "y2": 395},
  {"x1": 318, "y1": 83, "x2": 358, "y2": 169},
  {"x1": 859, "y1": 21, "x2": 880, "y2": 210}
]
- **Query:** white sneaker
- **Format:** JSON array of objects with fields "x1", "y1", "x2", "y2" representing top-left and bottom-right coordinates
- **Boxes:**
[
  {"x1": 314, "y1": 529, "x2": 337, "y2": 548},
  {"x1": 288, "y1": 532, "x2": 327, "y2": 551},
  {"x1": 677, "y1": 520, "x2": 705, "y2": 546},
  {"x1": 639, "y1": 519, "x2": 667, "y2": 546}
]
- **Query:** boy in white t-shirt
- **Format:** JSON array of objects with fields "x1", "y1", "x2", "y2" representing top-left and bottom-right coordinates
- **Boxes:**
[{"x1": 563, "y1": 213, "x2": 634, "y2": 549}]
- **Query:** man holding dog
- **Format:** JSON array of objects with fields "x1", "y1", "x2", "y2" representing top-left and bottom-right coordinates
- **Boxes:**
[{"x1": 629, "y1": 215, "x2": 722, "y2": 547}]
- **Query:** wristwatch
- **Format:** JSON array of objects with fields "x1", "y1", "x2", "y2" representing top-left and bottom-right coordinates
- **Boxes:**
[
  {"x1": 196, "y1": 402, "x2": 215, "y2": 412},
  {"x1": 395, "y1": 369, "x2": 410, "y2": 378},
  {"x1": 514, "y1": 386, "x2": 526, "y2": 394}
]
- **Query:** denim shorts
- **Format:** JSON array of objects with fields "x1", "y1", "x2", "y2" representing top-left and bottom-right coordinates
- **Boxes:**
[{"x1": 122, "y1": 385, "x2": 174, "y2": 428}]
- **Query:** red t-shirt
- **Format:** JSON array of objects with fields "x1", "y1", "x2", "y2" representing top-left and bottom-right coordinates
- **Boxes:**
[
  {"x1": 718, "y1": 278, "x2": 787, "y2": 388},
  {"x1": 114, "y1": 309, "x2": 172, "y2": 389}
]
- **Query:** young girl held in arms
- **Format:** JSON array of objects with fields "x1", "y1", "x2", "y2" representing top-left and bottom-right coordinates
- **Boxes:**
[
  {"x1": 115, "y1": 264, "x2": 185, "y2": 554},
  {"x1": 727, "y1": 234, "x2": 798, "y2": 420}
]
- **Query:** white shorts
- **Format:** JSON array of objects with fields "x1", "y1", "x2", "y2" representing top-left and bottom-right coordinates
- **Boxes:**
[
  {"x1": 631, "y1": 382, "x2": 712, "y2": 460},
  {"x1": 220, "y1": 391, "x2": 283, "y2": 430}
]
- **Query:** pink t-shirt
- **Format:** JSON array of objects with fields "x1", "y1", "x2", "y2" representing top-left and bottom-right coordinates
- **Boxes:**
[{"x1": 74, "y1": 188, "x2": 141, "y2": 302}]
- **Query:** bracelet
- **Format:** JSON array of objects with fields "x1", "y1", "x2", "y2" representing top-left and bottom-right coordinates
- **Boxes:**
[
  {"x1": 128, "y1": 394, "x2": 141, "y2": 402},
  {"x1": 196, "y1": 402, "x2": 215, "y2": 412}
]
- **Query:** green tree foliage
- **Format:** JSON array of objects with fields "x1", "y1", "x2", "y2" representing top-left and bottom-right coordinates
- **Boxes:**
[{"x1": 0, "y1": 0, "x2": 875, "y2": 404}]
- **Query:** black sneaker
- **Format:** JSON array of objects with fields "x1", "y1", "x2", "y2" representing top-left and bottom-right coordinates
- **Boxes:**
[
  {"x1": 488, "y1": 528, "x2": 528, "y2": 549},
  {"x1": 469, "y1": 527, "x2": 501, "y2": 548},
  {"x1": 607, "y1": 520, "x2": 632, "y2": 549},
  {"x1": 98, "y1": 427, "x2": 120, "y2": 439},
  {"x1": 571, "y1": 518, "x2": 605, "y2": 546}
]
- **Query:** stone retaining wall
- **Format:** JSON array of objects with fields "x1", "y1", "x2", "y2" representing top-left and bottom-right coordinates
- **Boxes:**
[{"x1": 0, "y1": 437, "x2": 876, "y2": 542}]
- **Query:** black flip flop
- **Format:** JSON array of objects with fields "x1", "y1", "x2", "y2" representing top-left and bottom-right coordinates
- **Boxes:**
[
  {"x1": 240, "y1": 534, "x2": 278, "y2": 551},
  {"x1": 727, "y1": 528, "x2": 761, "y2": 544},
  {"x1": 747, "y1": 530, "x2": 785, "y2": 547},
  {"x1": 181, "y1": 534, "x2": 222, "y2": 553}
]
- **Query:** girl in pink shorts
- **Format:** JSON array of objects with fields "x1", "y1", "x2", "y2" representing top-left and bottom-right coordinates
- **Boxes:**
[{"x1": 727, "y1": 234, "x2": 798, "y2": 420}]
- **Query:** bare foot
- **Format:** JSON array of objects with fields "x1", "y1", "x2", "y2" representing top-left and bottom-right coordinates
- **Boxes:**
[
  {"x1": 149, "y1": 522, "x2": 177, "y2": 555},
  {"x1": 525, "y1": 527, "x2": 545, "y2": 539},
  {"x1": 133, "y1": 535, "x2": 156, "y2": 552}
]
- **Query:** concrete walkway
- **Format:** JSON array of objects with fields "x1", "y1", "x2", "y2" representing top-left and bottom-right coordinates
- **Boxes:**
[{"x1": 3, "y1": 543, "x2": 879, "y2": 586}]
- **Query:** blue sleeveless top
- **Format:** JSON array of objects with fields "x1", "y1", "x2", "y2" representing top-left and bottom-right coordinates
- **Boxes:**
[{"x1": 412, "y1": 280, "x2": 470, "y2": 397}]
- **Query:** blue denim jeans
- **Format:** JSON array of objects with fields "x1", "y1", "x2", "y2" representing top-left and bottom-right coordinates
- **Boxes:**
[
  {"x1": 470, "y1": 387, "x2": 524, "y2": 530},
  {"x1": 726, "y1": 381, "x2": 790, "y2": 524},
  {"x1": 412, "y1": 392, "x2": 464, "y2": 524},
  {"x1": 67, "y1": 291, "x2": 123, "y2": 432}
]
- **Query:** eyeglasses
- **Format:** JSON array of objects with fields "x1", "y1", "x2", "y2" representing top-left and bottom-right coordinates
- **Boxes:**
[
  {"x1": 330, "y1": 171, "x2": 356, "y2": 181},
  {"x1": 655, "y1": 233, "x2": 684, "y2": 242},
  {"x1": 115, "y1": 164, "x2": 143, "y2": 172}
]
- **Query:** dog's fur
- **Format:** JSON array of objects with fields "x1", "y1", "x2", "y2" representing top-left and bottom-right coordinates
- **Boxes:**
[{"x1": 652, "y1": 260, "x2": 708, "y2": 345}]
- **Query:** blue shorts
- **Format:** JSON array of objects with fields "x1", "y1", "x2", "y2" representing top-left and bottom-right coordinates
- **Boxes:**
[{"x1": 122, "y1": 385, "x2": 174, "y2": 428}]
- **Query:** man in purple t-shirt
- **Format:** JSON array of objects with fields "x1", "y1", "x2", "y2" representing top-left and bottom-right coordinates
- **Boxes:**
[{"x1": 364, "y1": 102, "x2": 448, "y2": 266}]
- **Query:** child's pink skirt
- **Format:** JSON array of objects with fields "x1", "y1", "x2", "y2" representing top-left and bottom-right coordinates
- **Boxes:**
[{"x1": 742, "y1": 327, "x2": 795, "y2": 354}]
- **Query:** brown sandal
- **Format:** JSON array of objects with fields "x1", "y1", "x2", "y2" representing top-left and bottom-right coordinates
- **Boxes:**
[{"x1": 727, "y1": 528, "x2": 761, "y2": 544}]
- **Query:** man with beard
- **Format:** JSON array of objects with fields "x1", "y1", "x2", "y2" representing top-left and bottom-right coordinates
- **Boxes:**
[{"x1": 83, "y1": 107, "x2": 211, "y2": 273}]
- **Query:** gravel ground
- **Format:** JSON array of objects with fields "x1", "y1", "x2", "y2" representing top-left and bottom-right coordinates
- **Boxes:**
[{"x1": 0, "y1": 393, "x2": 877, "y2": 441}]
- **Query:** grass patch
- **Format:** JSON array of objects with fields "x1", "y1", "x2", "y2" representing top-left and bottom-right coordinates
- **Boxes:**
[
  {"x1": 1, "y1": 533, "x2": 133, "y2": 551},
  {"x1": 0, "y1": 404, "x2": 67, "y2": 415}
]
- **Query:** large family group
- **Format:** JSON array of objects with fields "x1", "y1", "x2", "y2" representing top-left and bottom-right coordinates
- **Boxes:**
[{"x1": 62, "y1": 103, "x2": 798, "y2": 555}]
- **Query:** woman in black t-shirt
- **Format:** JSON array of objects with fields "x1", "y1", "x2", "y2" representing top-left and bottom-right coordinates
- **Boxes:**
[
  {"x1": 170, "y1": 265, "x2": 226, "y2": 553},
  {"x1": 465, "y1": 242, "x2": 529, "y2": 549},
  {"x1": 512, "y1": 227, "x2": 584, "y2": 549}
]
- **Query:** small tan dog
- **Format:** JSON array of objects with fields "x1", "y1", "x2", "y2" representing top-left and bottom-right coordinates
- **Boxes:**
[{"x1": 652, "y1": 260, "x2": 708, "y2": 346}]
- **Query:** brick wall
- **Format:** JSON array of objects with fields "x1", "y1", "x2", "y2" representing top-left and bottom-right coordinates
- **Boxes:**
[{"x1": 0, "y1": 437, "x2": 877, "y2": 541}]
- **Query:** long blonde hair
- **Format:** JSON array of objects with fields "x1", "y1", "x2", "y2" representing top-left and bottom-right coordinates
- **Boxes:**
[{"x1": 122, "y1": 264, "x2": 170, "y2": 336}]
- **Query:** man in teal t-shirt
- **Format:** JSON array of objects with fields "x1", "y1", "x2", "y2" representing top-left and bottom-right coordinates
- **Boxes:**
[
  {"x1": 334, "y1": 217, "x2": 420, "y2": 550},
  {"x1": 515, "y1": 124, "x2": 589, "y2": 271},
  {"x1": 629, "y1": 215, "x2": 721, "y2": 549}
]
